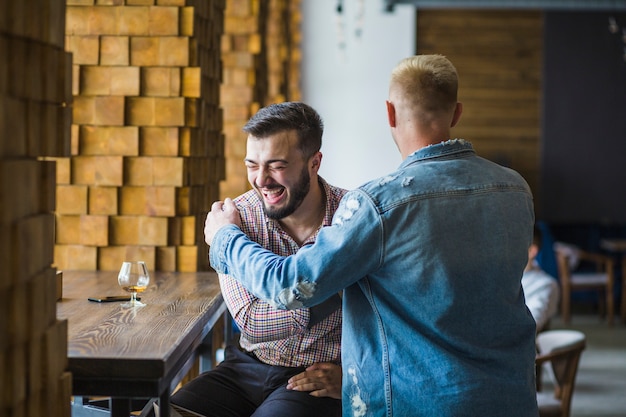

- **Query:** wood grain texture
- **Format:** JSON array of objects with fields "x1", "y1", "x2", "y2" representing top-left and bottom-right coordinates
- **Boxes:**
[
  {"x1": 1, "y1": 0, "x2": 71, "y2": 414},
  {"x1": 417, "y1": 10, "x2": 542, "y2": 198},
  {"x1": 57, "y1": 270, "x2": 224, "y2": 396}
]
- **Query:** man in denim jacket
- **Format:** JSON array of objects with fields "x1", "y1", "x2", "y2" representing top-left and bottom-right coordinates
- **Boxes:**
[{"x1": 205, "y1": 55, "x2": 538, "y2": 417}]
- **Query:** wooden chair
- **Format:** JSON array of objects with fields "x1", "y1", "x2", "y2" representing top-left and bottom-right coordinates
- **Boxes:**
[
  {"x1": 535, "y1": 330, "x2": 586, "y2": 417},
  {"x1": 553, "y1": 242, "x2": 616, "y2": 324}
]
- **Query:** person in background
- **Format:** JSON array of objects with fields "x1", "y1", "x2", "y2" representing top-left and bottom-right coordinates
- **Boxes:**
[
  {"x1": 204, "y1": 54, "x2": 539, "y2": 416},
  {"x1": 171, "y1": 102, "x2": 344, "y2": 417},
  {"x1": 523, "y1": 225, "x2": 560, "y2": 333}
]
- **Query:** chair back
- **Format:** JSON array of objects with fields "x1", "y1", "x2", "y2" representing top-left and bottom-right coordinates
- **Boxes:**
[
  {"x1": 536, "y1": 330, "x2": 586, "y2": 417},
  {"x1": 552, "y1": 242, "x2": 615, "y2": 324}
]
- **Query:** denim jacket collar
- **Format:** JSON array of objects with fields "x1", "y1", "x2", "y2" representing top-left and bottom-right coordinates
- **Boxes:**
[{"x1": 401, "y1": 139, "x2": 474, "y2": 168}]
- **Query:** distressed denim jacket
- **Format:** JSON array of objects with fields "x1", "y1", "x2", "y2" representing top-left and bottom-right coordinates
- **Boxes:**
[{"x1": 210, "y1": 140, "x2": 539, "y2": 417}]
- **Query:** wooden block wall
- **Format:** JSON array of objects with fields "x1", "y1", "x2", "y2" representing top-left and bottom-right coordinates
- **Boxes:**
[
  {"x1": 266, "y1": 0, "x2": 302, "y2": 104},
  {"x1": 59, "y1": 0, "x2": 225, "y2": 272},
  {"x1": 0, "y1": 0, "x2": 72, "y2": 415},
  {"x1": 416, "y1": 10, "x2": 543, "y2": 201},
  {"x1": 219, "y1": 0, "x2": 302, "y2": 200}
]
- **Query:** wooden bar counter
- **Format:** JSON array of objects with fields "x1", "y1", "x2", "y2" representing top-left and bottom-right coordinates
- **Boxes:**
[{"x1": 57, "y1": 270, "x2": 226, "y2": 417}]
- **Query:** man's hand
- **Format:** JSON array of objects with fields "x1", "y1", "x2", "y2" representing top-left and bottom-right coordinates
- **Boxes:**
[
  {"x1": 204, "y1": 198, "x2": 242, "y2": 246},
  {"x1": 286, "y1": 362, "x2": 342, "y2": 399}
]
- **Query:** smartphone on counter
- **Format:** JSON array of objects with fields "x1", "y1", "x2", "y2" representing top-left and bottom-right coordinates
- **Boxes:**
[{"x1": 88, "y1": 295, "x2": 141, "y2": 303}]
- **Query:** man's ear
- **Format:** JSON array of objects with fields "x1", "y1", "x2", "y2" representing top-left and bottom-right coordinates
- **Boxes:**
[
  {"x1": 310, "y1": 151, "x2": 322, "y2": 173},
  {"x1": 386, "y1": 100, "x2": 396, "y2": 128},
  {"x1": 451, "y1": 102, "x2": 463, "y2": 127}
]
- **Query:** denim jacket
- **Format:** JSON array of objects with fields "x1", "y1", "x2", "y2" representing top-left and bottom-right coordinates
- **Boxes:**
[{"x1": 211, "y1": 140, "x2": 538, "y2": 417}]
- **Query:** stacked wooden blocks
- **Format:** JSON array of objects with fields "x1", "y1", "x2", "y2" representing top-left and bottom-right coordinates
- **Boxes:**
[
  {"x1": 219, "y1": 0, "x2": 301, "y2": 200},
  {"x1": 0, "y1": 0, "x2": 72, "y2": 415},
  {"x1": 219, "y1": 0, "x2": 260, "y2": 199},
  {"x1": 265, "y1": 0, "x2": 302, "y2": 104},
  {"x1": 59, "y1": 0, "x2": 225, "y2": 272}
]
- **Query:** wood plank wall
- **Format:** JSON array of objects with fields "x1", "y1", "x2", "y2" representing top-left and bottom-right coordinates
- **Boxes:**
[
  {"x1": 0, "y1": 0, "x2": 72, "y2": 415},
  {"x1": 417, "y1": 10, "x2": 543, "y2": 204},
  {"x1": 58, "y1": 0, "x2": 226, "y2": 272}
]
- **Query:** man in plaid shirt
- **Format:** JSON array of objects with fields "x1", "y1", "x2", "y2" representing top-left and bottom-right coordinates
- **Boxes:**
[{"x1": 171, "y1": 102, "x2": 345, "y2": 417}]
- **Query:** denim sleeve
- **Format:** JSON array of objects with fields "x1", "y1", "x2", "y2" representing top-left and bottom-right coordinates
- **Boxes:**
[{"x1": 209, "y1": 190, "x2": 383, "y2": 309}]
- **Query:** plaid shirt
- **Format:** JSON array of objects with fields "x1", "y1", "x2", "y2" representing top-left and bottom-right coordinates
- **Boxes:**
[{"x1": 219, "y1": 177, "x2": 346, "y2": 367}]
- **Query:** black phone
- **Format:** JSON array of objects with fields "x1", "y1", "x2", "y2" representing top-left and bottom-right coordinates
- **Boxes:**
[{"x1": 88, "y1": 295, "x2": 141, "y2": 303}]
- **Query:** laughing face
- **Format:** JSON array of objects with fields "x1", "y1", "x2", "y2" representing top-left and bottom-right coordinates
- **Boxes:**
[{"x1": 245, "y1": 130, "x2": 315, "y2": 220}]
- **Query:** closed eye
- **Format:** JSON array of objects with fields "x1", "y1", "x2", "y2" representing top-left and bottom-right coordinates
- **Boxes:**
[{"x1": 268, "y1": 164, "x2": 287, "y2": 170}]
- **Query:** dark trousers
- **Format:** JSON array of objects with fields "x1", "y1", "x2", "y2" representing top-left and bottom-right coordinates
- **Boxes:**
[{"x1": 171, "y1": 346, "x2": 341, "y2": 417}]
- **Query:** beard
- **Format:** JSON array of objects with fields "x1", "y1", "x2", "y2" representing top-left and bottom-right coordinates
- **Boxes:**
[{"x1": 260, "y1": 166, "x2": 311, "y2": 220}]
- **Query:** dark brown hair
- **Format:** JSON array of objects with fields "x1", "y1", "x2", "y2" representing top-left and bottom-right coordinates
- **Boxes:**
[{"x1": 243, "y1": 102, "x2": 324, "y2": 159}]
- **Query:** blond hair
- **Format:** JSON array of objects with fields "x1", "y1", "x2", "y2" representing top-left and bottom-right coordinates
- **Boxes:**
[{"x1": 389, "y1": 55, "x2": 458, "y2": 117}]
